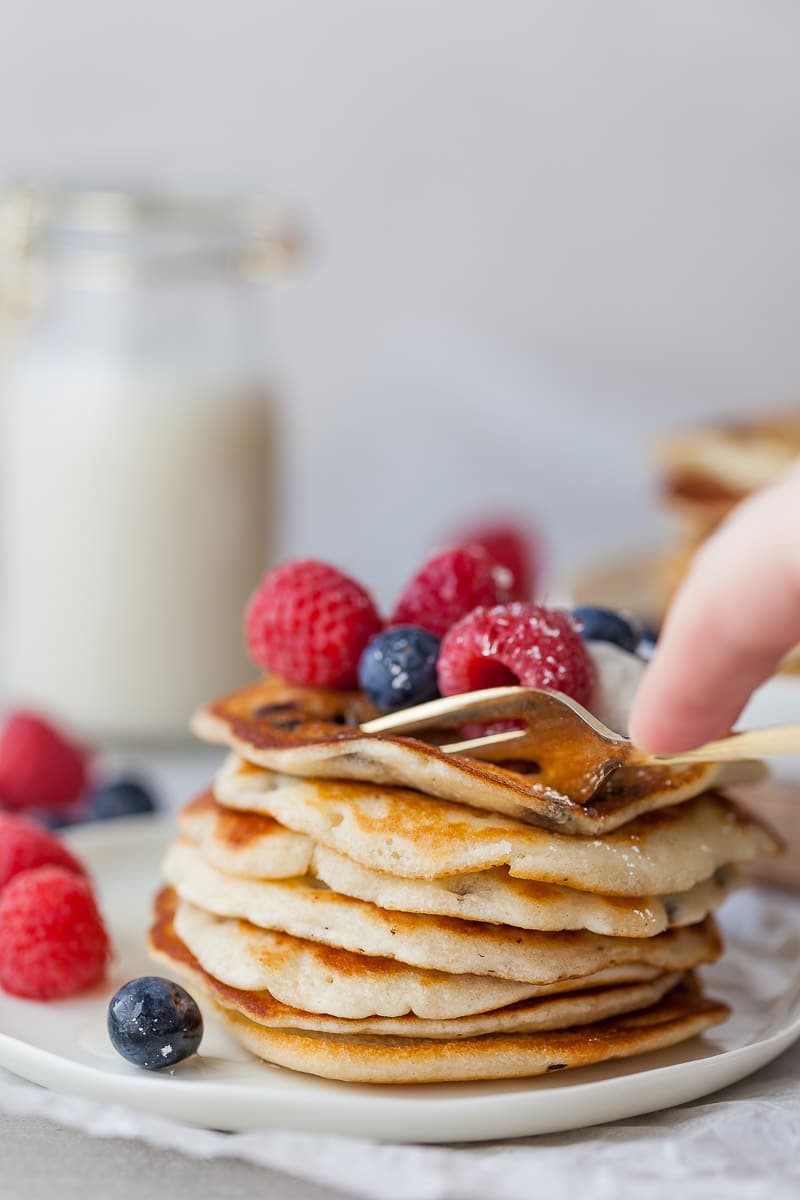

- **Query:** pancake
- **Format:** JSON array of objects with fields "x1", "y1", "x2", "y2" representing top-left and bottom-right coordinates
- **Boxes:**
[
  {"x1": 209, "y1": 975, "x2": 726, "y2": 1083},
  {"x1": 192, "y1": 677, "x2": 760, "y2": 834},
  {"x1": 157, "y1": 893, "x2": 682, "y2": 1034},
  {"x1": 657, "y1": 410, "x2": 800, "y2": 502},
  {"x1": 654, "y1": 411, "x2": 800, "y2": 650},
  {"x1": 170, "y1": 892, "x2": 676, "y2": 1018},
  {"x1": 194, "y1": 980, "x2": 726, "y2": 1083},
  {"x1": 214, "y1": 756, "x2": 779, "y2": 895},
  {"x1": 163, "y1": 841, "x2": 723, "y2": 984},
  {"x1": 180, "y1": 791, "x2": 313, "y2": 879},
  {"x1": 153, "y1": 909, "x2": 728, "y2": 1085},
  {"x1": 310, "y1": 845, "x2": 738, "y2": 935},
  {"x1": 181, "y1": 793, "x2": 739, "y2": 936}
]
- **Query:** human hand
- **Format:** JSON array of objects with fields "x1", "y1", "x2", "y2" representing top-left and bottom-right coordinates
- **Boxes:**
[{"x1": 629, "y1": 461, "x2": 800, "y2": 752}]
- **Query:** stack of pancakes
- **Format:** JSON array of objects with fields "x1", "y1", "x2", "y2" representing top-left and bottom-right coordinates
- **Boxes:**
[
  {"x1": 655, "y1": 409, "x2": 800, "y2": 634},
  {"x1": 150, "y1": 679, "x2": 779, "y2": 1084}
]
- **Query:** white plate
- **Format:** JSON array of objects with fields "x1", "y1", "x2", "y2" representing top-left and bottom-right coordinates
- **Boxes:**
[{"x1": 0, "y1": 817, "x2": 799, "y2": 1144}]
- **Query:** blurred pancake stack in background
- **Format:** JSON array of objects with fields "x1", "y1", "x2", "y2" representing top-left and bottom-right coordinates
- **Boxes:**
[{"x1": 654, "y1": 410, "x2": 800, "y2": 638}]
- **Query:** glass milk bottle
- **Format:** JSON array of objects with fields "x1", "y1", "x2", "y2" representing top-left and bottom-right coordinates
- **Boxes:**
[{"x1": 0, "y1": 185, "x2": 297, "y2": 740}]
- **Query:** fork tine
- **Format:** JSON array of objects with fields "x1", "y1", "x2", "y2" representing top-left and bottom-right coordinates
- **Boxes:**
[
  {"x1": 360, "y1": 685, "x2": 624, "y2": 747},
  {"x1": 360, "y1": 686, "x2": 539, "y2": 735},
  {"x1": 439, "y1": 729, "x2": 528, "y2": 755}
]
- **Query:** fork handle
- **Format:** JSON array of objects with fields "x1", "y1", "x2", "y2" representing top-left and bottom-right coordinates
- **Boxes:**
[{"x1": 652, "y1": 723, "x2": 800, "y2": 764}]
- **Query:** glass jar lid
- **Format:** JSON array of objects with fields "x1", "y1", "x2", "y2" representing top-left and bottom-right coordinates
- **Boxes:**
[{"x1": 0, "y1": 180, "x2": 303, "y2": 292}]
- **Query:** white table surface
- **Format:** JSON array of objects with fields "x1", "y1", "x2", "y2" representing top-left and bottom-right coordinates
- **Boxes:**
[{"x1": 2, "y1": 747, "x2": 800, "y2": 1200}]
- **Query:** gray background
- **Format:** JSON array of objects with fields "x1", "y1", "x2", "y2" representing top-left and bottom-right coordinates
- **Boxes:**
[{"x1": 2, "y1": 1, "x2": 800, "y2": 590}]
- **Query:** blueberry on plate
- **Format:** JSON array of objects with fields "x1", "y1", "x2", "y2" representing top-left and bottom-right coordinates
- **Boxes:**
[
  {"x1": 358, "y1": 625, "x2": 441, "y2": 712},
  {"x1": 572, "y1": 605, "x2": 638, "y2": 654},
  {"x1": 89, "y1": 777, "x2": 157, "y2": 821},
  {"x1": 108, "y1": 976, "x2": 203, "y2": 1070}
]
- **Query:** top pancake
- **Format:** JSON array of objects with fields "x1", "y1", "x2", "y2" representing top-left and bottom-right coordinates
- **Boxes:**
[{"x1": 192, "y1": 677, "x2": 761, "y2": 835}]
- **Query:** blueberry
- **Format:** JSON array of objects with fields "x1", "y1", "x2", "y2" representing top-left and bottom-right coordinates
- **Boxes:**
[
  {"x1": 89, "y1": 777, "x2": 157, "y2": 821},
  {"x1": 108, "y1": 976, "x2": 203, "y2": 1070},
  {"x1": 358, "y1": 625, "x2": 441, "y2": 712},
  {"x1": 27, "y1": 808, "x2": 83, "y2": 830},
  {"x1": 636, "y1": 623, "x2": 660, "y2": 660},
  {"x1": 572, "y1": 605, "x2": 638, "y2": 653}
]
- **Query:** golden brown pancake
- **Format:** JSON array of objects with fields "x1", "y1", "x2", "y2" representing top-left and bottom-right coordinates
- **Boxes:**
[
  {"x1": 181, "y1": 792, "x2": 739, "y2": 937},
  {"x1": 151, "y1": 890, "x2": 684, "y2": 1038},
  {"x1": 163, "y1": 841, "x2": 724, "y2": 984},
  {"x1": 149, "y1": 892, "x2": 727, "y2": 1083},
  {"x1": 192, "y1": 677, "x2": 760, "y2": 834},
  {"x1": 202, "y1": 981, "x2": 727, "y2": 1083},
  {"x1": 179, "y1": 791, "x2": 313, "y2": 879},
  {"x1": 168, "y1": 890, "x2": 675, "y2": 1018},
  {"x1": 657, "y1": 410, "x2": 800, "y2": 504},
  {"x1": 653, "y1": 408, "x2": 800, "y2": 653},
  {"x1": 213, "y1": 757, "x2": 779, "y2": 895}
]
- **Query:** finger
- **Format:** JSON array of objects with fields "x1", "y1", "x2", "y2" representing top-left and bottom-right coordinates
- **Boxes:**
[{"x1": 629, "y1": 470, "x2": 800, "y2": 753}]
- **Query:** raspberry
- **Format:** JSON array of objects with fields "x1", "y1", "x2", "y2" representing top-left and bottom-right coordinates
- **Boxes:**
[
  {"x1": 458, "y1": 520, "x2": 538, "y2": 601},
  {"x1": 437, "y1": 602, "x2": 595, "y2": 706},
  {"x1": 245, "y1": 559, "x2": 383, "y2": 689},
  {"x1": 0, "y1": 813, "x2": 86, "y2": 893},
  {"x1": 0, "y1": 712, "x2": 89, "y2": 815},
  {"x1": 0, "y1": 865, "x2": 110, "y2": 999},
  {"x1": 391, "y1": 547, "x2": 511, "y2": 638}
]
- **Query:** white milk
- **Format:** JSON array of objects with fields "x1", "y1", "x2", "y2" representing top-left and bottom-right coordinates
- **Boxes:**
[
  {"x1": 0, "y1": 185, "x2": 300, "y2": 740},
  {"x1": 0, "y1": 360, "x2": 274, "y2": 739}
]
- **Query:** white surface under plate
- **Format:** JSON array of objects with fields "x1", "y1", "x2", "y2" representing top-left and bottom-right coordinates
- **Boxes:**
[{"x1": 0, "y1": 816, "x2": 798, "y2": 1144}]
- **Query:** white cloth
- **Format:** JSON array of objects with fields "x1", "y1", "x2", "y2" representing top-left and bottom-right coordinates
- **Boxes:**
[{"x1": 2, "y1": 991, "x2": 799, "y2": 1200}]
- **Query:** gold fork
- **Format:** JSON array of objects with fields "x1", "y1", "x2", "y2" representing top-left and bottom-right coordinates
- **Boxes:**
[{"x1": 360, "y1": 687, "x2": 788, "y2": 802}]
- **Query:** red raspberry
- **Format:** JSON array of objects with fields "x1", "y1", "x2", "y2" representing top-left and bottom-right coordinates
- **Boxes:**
[
  {"x1": 437, "y1": 602, "x2": 595, "y2": 706},
  {"x1": 0, "y1": 813, "x2": 86, "y2": 893},
  {"x1": 0, "y1": 712, "x2": 89, "y2": 815},
  {"x1": 245, "y1": 559, "x2": 383, "y2": 689},
  {"x1": 391, "y1": 547, "x2": 511, "y2": 638},
  {"x1": 0, "y1": 865, "x2": 110, "y2": 999},
  {"x1": 458, "y1": 520, "x2": 539, "y2": 601}
]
